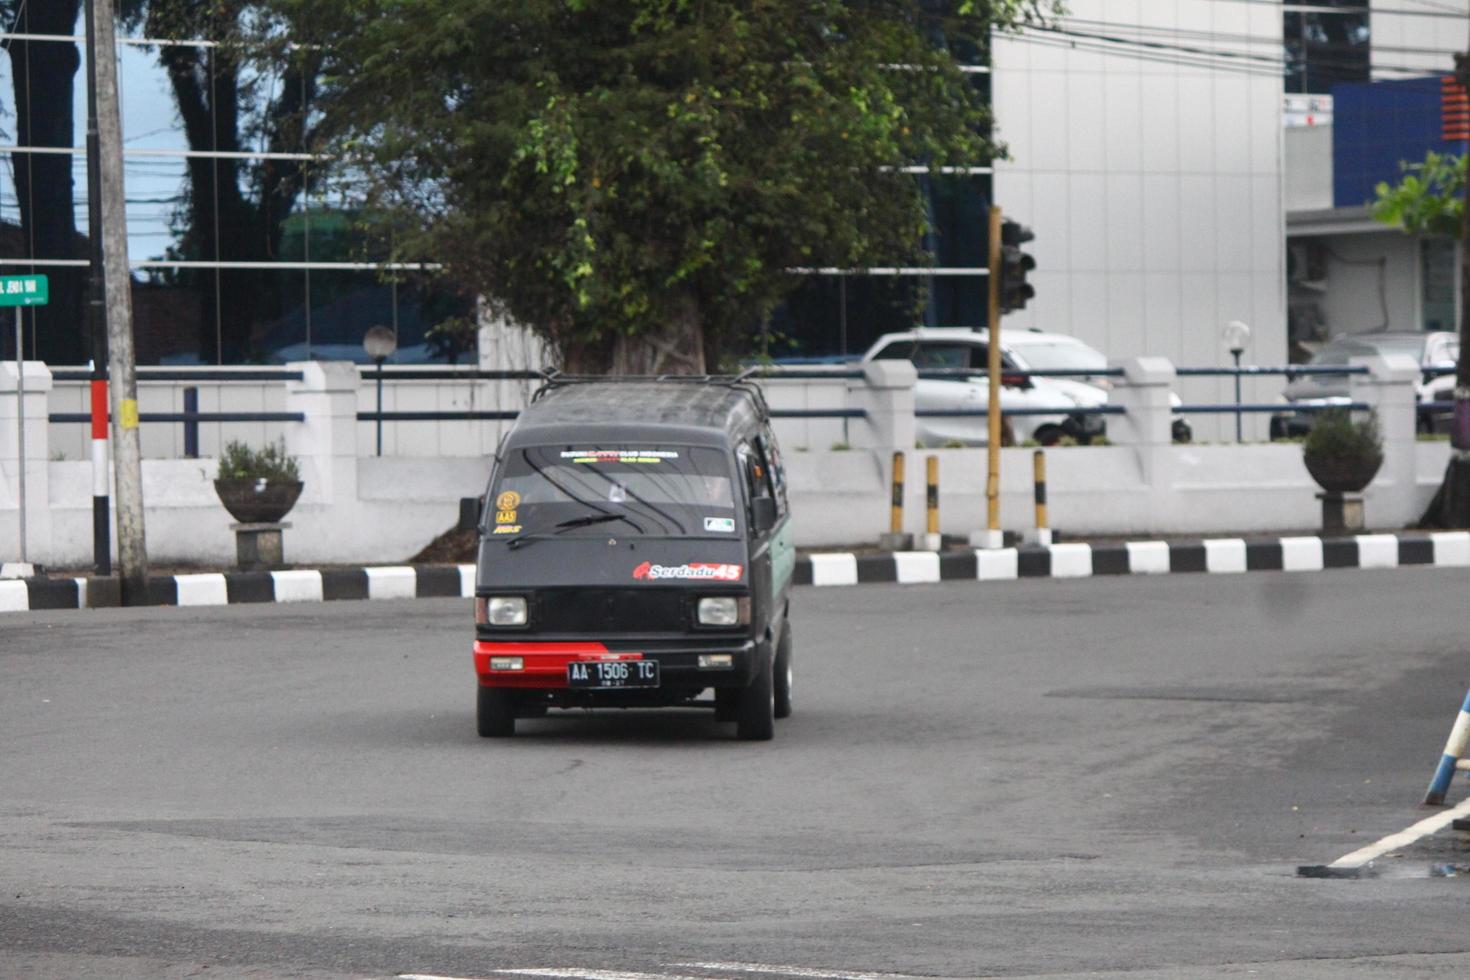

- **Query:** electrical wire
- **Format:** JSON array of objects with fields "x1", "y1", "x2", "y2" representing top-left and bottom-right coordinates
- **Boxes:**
[
  {"x1": 1056, "y1": 14, "x2": 1457, "y2": 58},
  {"x1": 1015, "y1": 22, "x2": 1458, "y2": 78}
]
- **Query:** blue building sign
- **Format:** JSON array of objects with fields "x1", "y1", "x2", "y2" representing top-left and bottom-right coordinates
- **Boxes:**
[{"x1": 1333, "y1": 75, "x2": 1469, "y2": 210}]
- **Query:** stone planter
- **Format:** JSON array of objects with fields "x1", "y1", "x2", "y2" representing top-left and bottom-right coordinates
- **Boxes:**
[
  {"x1": 213, "y1": 478, "x2": 304, "y2": 524},
  {"x1": 1303, "y1": 454, "x2": 1382, "y2": 494}
]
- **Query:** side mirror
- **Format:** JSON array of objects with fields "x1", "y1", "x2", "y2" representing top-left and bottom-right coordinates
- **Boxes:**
[
  {"x1": 460, "y1": 496, "x2": 485, "y2": 532},
  {"x1": 751, "y1": 496, "x2": 778, "y2": 533},
  {"x1": 1001, "y1": 372, "x2": 1032, "y2": 389}
]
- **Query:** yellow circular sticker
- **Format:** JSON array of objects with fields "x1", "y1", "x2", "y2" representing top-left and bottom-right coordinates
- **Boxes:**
[{"x1": 495, "y1": 491, "x2": 521, "y2": 511}]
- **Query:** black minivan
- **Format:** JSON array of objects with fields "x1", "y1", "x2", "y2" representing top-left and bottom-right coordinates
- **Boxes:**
[{"x1": 471, "y1": 374, "x2": 797, "y2": 740}]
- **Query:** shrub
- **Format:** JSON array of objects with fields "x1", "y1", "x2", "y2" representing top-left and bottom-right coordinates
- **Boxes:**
[
  {"x1": 218, "y1": 439, "x2": 301, "y2": 482},
  {"x1": 1303, "y1": 408, "x2": 1382, "y2": 464}
]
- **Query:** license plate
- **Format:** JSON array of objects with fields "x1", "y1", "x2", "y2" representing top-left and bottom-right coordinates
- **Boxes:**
[{"x1": 567, "y1": 660, "x2": 659, "y2": 689}]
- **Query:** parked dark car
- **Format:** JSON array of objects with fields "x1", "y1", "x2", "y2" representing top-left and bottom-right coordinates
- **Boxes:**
[{"x1": 471, "y1": 374, "x2": 796, "y2": 740}]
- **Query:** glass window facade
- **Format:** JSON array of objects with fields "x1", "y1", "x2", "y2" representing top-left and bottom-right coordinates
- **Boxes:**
[
  {"x1": 762, "y1": 55, "x2": 994, "y2": 362},
  {"x1": 1, "y1": 19, "x2": 470, "y2": 366},
  {"x1": 1284, "y1": 1, "x2": 1370, "y2": 96}
]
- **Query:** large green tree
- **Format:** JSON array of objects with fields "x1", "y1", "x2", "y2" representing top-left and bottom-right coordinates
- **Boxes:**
[{"x1": 288, "y1": 0, "x2": 1052, "y2": 373}]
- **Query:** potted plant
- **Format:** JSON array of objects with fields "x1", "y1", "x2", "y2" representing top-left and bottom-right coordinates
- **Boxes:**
[
  {"x1": 1302, "y1": 407, "x2": 1383, "y2": 493},
  {"x1": 214, "y1": 439, "x2": 304, "y2": 524}
]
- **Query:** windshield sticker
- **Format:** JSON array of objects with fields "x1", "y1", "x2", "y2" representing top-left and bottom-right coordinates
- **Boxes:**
[
  {"x1": 632, "y1": 561, "x2": 743, "y2": 582},
  {"x1": 494, "y1": 491, "x2": 520, "y2": 524},
  {"x1": 492, "y1": 524, "x2": 522, "y2": 534},
  {"x1": 562, "y1": 449, "x2": 679, "y2": 464},
  {"x1": 704, "y1": 517, "x2": 736, "y2": 533}
]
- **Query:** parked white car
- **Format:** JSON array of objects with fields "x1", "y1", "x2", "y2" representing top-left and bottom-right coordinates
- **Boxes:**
[
  {"x1": 862, "y1": 329, "x2": 1109, "y2": 447},
  {"x1": 1003, "y1": 330, "x2": 1193, "y2": 444},
  {"x1": 862, "y1": 328, "x2": 1193, "y2": 447}
]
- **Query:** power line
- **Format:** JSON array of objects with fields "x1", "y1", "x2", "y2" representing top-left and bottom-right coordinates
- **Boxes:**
[
  {"x1": 1017, "y1": 22, "x2": 1458, "y2": 77},
  {"x1": 1387, "y1": 0, "x2": 1469, "y2": 14},
  {"x1": 1007, "y1": 31, "x2": 1286, "y2": 78},
  {"x1": 1057, "y1": 15, "x2": 1458, "y2": 58}
]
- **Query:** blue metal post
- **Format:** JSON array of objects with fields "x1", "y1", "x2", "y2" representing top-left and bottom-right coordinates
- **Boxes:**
[{"x1": 1424, "y1": 688, "x2": 1470, "y2": 806}]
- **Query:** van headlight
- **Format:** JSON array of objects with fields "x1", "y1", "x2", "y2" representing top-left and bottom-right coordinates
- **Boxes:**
[
  {"x1": 477, "y1": 595, "x2": 528, "y2": 626},
  {"x1": 697, "y1": 596, "x2": 749, "y2": 626}
]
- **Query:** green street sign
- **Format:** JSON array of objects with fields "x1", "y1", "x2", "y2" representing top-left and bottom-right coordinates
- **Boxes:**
[{"x1": 0, "y1": 274, "x2": 49, "y2": 307}]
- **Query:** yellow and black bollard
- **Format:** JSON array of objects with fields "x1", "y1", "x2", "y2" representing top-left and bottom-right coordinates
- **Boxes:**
[
  {"x1": 891, "y1": 451, "x2": 905, "y2": 535},
  {"x1": 1033, "y1": 449, "x2": 1052, "y2": 546},
  {"x1": 923, "y1": 455, "x2": 941, "y2": 551},
  {"x1": 880, "y1": 451, "x2": 913, "y2": 550}
]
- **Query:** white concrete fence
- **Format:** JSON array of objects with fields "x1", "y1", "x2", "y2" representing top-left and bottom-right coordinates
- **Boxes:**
[{"x1": 0, "y1": 354, "x2": 1452, "y2": 567}]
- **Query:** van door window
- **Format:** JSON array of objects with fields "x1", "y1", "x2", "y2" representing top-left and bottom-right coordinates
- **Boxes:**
[{"x1": 757, "y1": 429, "x2": 788, "y2": 516}]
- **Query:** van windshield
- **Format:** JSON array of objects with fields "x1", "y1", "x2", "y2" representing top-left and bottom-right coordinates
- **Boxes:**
[{"x1": 487, "y1": 445, "x2": 740, "y2": 540}]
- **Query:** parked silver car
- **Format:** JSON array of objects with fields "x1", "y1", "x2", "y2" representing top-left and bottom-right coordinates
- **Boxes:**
[{"x1": 1269, "y1": 331, "x2": 1458, "y2": 439}]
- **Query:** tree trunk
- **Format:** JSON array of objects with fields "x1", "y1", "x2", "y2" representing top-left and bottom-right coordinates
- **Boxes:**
[
  {"x1": 1437, "y1": 43, "x2": 1470, "y2": 526},
  {"x1": 1417, "y1": 456, "x2": 1470, "y2": 529},
  {"x1": 606, "y1": 298, "x2": 708, "y2": 375},
  {"x1": 5, "y1": 0, "x2": 86, "y2": 365}
]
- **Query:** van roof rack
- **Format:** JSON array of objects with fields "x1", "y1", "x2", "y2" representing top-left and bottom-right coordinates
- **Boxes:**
[{"x1": 532, "y1": 368, "x2": 770, "y2": 417}]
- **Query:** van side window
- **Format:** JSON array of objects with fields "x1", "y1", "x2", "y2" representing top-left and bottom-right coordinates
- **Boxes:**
[
  {"x1": 756, "y1": 428, "x2": 788, "y2": 516},
  {"x1": 739, "y1": 441, "x2": 775, "y2": 518}
]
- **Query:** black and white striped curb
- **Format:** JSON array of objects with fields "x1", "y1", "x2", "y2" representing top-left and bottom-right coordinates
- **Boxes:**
[
  {"x1": 0, "y1": 564, "x2": 477, "y2": 613},
  {"x1": 4, "y1": 531, "x2": 1469, "y2": 613},
  {"x1": 793, "y1": 531, "x2": 1470, "y2": 586}
]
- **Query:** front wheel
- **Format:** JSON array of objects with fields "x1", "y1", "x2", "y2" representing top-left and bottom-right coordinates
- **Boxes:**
[
  {"x1": 477, "y1": 685, "x2": 516, "y2": 738},
  {"x1": 773, "y1": 623, "x2": 793, "y2": 720},
  {"x1": 1033, "y1": 424, "x2": 1065, "y2": 447},
  {"x1": 736, "y1": 651, "x2": 776, "y2": 741}
]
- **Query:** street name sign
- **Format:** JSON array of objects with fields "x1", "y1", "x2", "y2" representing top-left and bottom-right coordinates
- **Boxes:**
[{"x1": 0, "y1": 274, "x2": 49, "y2": 307}]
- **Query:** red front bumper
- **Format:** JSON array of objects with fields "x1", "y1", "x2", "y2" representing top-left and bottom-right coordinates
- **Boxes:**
[{"x1": 474, "y1": 640, "x2": 648, "y2": 689}]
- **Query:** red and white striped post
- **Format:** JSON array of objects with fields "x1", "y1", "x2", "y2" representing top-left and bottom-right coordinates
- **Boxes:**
[{"x1": 90, "y1": 373, "x2": 110, "y2": 575}]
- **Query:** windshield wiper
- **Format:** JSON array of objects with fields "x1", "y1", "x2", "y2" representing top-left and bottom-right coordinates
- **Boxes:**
[{"x1": 505, "y1": 512, "x2": 643, "y2": 550}]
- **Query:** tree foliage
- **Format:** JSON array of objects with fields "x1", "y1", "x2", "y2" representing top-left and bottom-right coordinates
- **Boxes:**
[
  {"x1": 1371, "y1": 151, "x2": 1465, "y2": 240},
  {"x1": 288, "y1": 0, "x2": 1054, "y2": 372}
]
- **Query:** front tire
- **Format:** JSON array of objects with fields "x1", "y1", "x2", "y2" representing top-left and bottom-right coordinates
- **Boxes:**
[
  {"x1": 1033, "y1": 424, "x2": 1065, "y2": 447},
  {"x1": 736, "y1": 651, "x2": 776, "y2": 741},
  {"x1": 773, "y1": 623, "x2": 793, "y2": 720},
  {"x1": 477, "y1": 685, "x2": 516, "y2": 738}
]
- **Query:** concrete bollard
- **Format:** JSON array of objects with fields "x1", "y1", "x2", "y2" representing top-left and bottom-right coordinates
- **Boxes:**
[
  {"x1": 879, "y1": 451, "x2": 913, "y2": 551},
  {"x1": 1424, "y1": 688, "x2": 1470, "y2": 806},
  {"x1": 1033, "y1": 449, "x2": 1052, "y2": 547},
  {"x1": 922, "y1": 455, "x2": 941, "y2": 552}
]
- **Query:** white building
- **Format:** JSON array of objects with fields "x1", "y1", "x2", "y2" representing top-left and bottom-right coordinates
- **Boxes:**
[
  {"x1": 1284, "y1": 1, "x2": 1464, "y2": 352},
  {"x1": 990, "y1": 0, "x2": 1289, "y2": 438}
]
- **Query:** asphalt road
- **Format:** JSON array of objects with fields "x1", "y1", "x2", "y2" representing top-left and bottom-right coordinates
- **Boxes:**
[{"x1": 5, "y1": 569, "x2": 1470, "y2": 979}]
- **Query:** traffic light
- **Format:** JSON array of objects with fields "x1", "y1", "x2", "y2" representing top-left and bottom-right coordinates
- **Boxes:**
[{"x1": 998, "y1": 219, "x2": 1035, "y2": 314}]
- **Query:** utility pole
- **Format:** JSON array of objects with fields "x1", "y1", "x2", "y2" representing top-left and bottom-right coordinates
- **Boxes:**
[
  {"x1": 982, "y1": 205, "x2": 1003, "y2": 550},
  {"x1": 88, "y1": 0, "x2": 147, "y2": 601},
  {"x1": 1457, "y1": 40, "x2": 1470, "y2": 455},
  {"x1": 82, "y1": 0, "x2": 111, "y2": 577}
]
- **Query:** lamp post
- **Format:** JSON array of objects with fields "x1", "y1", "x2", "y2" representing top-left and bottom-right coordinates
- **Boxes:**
[
  {"x1": 1222, "y1": 320, "x2": 1252, "y2": 443},
  {"x1": 363, "y1": 325, "x2": 397, "y2": 457}
]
